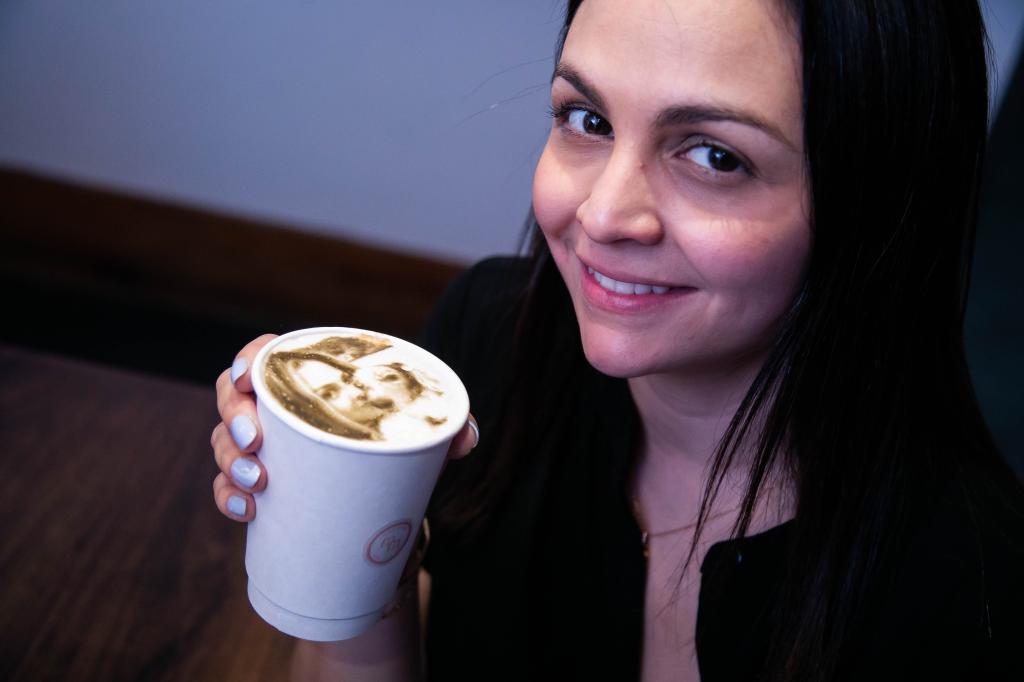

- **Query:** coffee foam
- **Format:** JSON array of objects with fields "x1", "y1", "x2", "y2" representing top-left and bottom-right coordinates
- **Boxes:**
[{"x1": 260, "y1": 331, "x2": 457, "y2": 447}]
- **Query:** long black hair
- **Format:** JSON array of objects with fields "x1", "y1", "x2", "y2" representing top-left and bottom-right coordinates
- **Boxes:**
[{"x1": 435, "y1": 0, "x2": 1022, "y2": 679}]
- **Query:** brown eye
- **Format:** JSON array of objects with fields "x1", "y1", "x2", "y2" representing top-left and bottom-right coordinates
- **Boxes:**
[
  {"x1": 707, "y1": 147, "x2": 740, "y2": 171},
  {"x1": 568, "y1": 108, "x2": 613, "y2": 136},
  {"x1": 685, "y1": 143, "x2": 747, "y2": 174}
]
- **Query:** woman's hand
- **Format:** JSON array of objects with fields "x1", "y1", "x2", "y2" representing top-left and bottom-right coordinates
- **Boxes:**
[
  {"x1": 211, "y1": 334, "x2": 276, "y2": 521},
  {"x1": 211, "y1": 334, "x2": 479, "y2": 523}
]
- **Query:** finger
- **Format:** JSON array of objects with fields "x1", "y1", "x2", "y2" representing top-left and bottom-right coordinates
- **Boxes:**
[
  {"x1": 228, "y1": 334, "x2": 279, "y2": 394},
  {"x1": 218, "y1": 401, "x2": 262, "y2": 454},
  {"x1": 215, "y1": 374, "x2": 263, "y2": 454},
  {"x1": 446, "y1": 413, "x2": 479, "y2": 460},
  {"x1": 213, "y1": 472, "x2": 256, "y2": 522},
  {"x1": 215, "y1": 368, "x2": 239, "y2": 417},
  {"x1": 211, "y1": 422, "x2": 268, "y2": 492}
]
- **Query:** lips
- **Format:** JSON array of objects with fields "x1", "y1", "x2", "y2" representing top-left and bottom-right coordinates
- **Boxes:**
[
  {"x1": 576, "y1": 258, "x2": 696, "y2": 314},
  {"x1": 586, "y1": 266, "x2": 671, "y2": 295}
]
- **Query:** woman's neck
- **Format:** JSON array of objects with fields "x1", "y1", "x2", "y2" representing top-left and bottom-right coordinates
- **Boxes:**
[
  {"x1": 627, "y1": 362, "x2": 793, "y2": 535},
  {"x1": 627, "y1": 365, "x2": 755, "y2": 469}
]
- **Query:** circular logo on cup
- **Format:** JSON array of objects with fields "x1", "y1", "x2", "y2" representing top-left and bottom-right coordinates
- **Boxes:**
[{"x1": 365, "y1": 519, "x2": 413, "y2": 565}]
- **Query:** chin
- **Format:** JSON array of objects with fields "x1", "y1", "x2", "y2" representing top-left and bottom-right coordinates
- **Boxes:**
[
  {"x1": 575, "y1": 316, "x2": 765, "y2": 382},
  {"x1": 576, "y1": 325, "x2": 661, "y2": 379},
  {"x1": 567, "y1": 295, "x2": 678, "y2": 379}
]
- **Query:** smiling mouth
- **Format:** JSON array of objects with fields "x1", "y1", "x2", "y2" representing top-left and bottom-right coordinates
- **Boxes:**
[{"x1": 586, "y1": 266, "x2": 672, "y2": 296}]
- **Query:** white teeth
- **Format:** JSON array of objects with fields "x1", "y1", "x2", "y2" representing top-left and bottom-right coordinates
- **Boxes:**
[{"x1": 587, "y1": 266, "x2": 669, "y2": 295}]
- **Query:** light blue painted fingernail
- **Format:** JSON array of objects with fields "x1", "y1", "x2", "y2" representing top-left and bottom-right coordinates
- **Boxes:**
[
  {"x1": 230, "y1": 415, "x2": 258, "y2": 450},
  {"x1": 230, "y1": 357, "x2": 248, "y2": 384},
  {"x1": 227, "y1": 495, "x2": 247, "y2": 517},
  {"x1": 231, "y1": 458, "x2": 261, "y2": 488}
]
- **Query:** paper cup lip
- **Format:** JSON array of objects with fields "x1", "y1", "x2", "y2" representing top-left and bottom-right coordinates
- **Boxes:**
[{"x1": 251, "y1": 327, "x2": 470, "y2": 454}]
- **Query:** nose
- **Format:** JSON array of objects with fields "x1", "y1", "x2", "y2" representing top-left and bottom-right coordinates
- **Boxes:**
[{"x1": 575, "y1": 146, "x2": 663, "y2": 245}]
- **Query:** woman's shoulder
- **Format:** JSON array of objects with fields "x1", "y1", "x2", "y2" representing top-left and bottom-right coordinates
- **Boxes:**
[
  {"x1": 917, "y1": 477, "x2": 1023, "y2": 617},
  {"x1": 862, "y1": 471, "x2": 1024, "y2": 677},
  {"x1": 438, "y1": 255, "x2": 532, "y2": 303},
  {"x1": 419, "y1": 255, "x2": 532, "y2": 379}
]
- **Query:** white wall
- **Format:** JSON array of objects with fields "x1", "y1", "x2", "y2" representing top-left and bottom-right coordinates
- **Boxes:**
[
  {"x1": 1, "y1": 1, "x2": 1021, "y2": 264},
  {"x1": 983, "y1": 0, "x2": 1024, "y2": 114},
  {"x1": 0, "y1": 1, "x2": 561, "y2": 262}
]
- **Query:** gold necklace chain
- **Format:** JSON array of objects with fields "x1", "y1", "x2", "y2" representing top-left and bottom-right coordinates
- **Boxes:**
[{"x1": 631, "y1": 498, "x2": 737, "y2": 560}]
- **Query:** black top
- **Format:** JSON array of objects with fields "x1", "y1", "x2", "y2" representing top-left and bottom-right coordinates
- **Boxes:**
[{"x1": 419, "y1": 257, "x2": 1023, "y2": 681}]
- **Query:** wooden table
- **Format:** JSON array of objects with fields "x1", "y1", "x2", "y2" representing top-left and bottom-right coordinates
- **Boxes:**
[{"x1": 0, "y1": 344, "x2": 294, "y2": 681}]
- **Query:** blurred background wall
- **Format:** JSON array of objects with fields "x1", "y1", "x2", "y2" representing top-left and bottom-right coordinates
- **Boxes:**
[
  {"x1": 0, "y1": 0, "x2": 1021, "y2": 472},
  {"x1": 968, "y1": 2, "x2": 1024, "y2": 477},
  {"x1": 0, "y1": 1, "x2": 1021, "y2": 261},
  {"x1": 0, "y1": 0, "x2": 564, "y2": 263}
]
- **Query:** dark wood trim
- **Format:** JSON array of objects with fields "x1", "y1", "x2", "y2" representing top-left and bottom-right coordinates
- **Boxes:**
[
  {"x1": 0, "y1": 166, "x2": 465, "y2": 333},
  {"x1": 0, "y1": 166, "x2": 466, "y2": 381}
]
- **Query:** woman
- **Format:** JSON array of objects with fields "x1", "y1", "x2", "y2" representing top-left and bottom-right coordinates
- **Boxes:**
[{"x1": 211, "y1": 0, "x2": 1024, "y2": 679}]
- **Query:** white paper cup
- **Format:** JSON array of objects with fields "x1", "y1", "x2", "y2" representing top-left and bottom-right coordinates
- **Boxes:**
[{"x1": 244, "y1": 327, "x2": 469, "y2": 641}]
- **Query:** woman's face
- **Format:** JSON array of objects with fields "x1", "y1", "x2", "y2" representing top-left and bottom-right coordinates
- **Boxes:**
[{"x1": 533, "y1": 0, "x2": 809, "y2": 380}]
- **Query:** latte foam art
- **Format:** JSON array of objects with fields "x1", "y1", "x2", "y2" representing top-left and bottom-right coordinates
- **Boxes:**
[{"x1": 262, "y1": 333, "x2": 451, "y2": 444}]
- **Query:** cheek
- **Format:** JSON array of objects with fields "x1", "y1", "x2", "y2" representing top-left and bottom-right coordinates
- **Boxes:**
[
  {"x1": 532, "y1": 141, "x2": 583, "y2": 242},
  {"x1": 663, "y1": 168, "x2": 811, "y2": 295},
  {"x1": 689, "y1": 219, "x2": 810, "y2": 305}
]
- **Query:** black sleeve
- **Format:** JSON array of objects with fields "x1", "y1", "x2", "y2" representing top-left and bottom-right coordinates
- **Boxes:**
[
  {"x1": 851, "y1": 487, "x2": 1024, "y2": 680},
  {"x1": 417, "y1": 264, "x2": 474, "y2": 367},
  {"x1": 417, "y1": 256, "x2": 532, "y2": 574},
  {"x1": 418, "y1": 255, "x2": 530, "y2": 382}
]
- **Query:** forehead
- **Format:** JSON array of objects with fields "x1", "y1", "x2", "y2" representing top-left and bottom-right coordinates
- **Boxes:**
[{"x1": 562, "y1": 0, "x2": 802, "y2": 138}]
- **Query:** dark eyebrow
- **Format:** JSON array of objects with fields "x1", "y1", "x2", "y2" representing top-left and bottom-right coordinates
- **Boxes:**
[
  {"x1": 654, "y1": 105, "x2": 796, "y2": 150},
  {"x1": 552, "y1": 61, "x2": 797, "y2": 151},
  {"x1": 552, "y1": 63, "x2": 608, "y2": 114}
]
